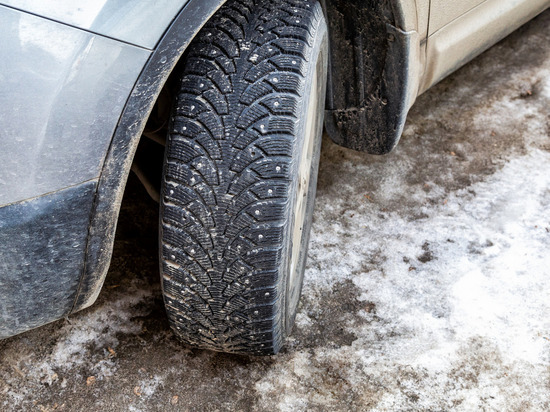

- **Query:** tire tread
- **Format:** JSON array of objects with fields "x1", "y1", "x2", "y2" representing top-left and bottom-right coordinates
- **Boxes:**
[{"x1": 161, "y1": 0, "x2": 323, "y2": 354}]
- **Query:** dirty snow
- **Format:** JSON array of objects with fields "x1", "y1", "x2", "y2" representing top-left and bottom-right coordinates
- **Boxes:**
[{"x1": 1, "y1": 10, "x2": 550, "y2": 412}]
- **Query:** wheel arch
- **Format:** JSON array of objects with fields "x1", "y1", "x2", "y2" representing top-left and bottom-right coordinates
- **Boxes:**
[{"x1": 71, "y1": 0, "x2": 229, "y2": 313}]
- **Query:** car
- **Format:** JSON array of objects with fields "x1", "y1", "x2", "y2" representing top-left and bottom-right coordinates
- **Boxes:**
[{"x1": 0, "y1": 0, "x2": 548, "y2": 355}]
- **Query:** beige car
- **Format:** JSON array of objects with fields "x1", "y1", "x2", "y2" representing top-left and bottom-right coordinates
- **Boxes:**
[{"x1": 0, "y1": 0, "x2": 548, "y2": 355}]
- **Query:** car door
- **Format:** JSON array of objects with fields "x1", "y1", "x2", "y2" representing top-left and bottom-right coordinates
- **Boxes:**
[
  {"x1": 420, "y1": 0, "x2": 550, "y2": 92},
  {"x1": 429, "y1": 0, "x2": 486, "y2": 37}
]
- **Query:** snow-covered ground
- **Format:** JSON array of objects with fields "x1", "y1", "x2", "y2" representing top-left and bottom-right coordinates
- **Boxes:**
[{"x1": 1, "y1": 10, "x2": 549, "y2": 412}]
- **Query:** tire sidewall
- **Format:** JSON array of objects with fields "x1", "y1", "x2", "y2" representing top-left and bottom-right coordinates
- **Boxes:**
[{"x1": 279, "y1": 7, "x2": 328, "y2": 338}]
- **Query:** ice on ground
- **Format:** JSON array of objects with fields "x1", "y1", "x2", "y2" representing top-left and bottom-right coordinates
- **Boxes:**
[{"x1": 256, "y1": 150, "x2": 550, "y2": 412}]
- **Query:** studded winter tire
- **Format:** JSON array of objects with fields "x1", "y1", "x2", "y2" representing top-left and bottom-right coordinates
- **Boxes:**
[{"x1": 160, "y1": 0, "x2": 328, "y2": 355}]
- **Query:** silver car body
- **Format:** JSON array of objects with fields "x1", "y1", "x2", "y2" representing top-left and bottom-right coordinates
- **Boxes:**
[
  {"x1": 0, "y1": 0, "x2": 222, "y2": 337},
  {"x1": 0, "y1": 0, "x2": 548, "y2": 338}
]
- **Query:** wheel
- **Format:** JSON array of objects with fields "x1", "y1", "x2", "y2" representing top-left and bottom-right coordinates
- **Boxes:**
[{"x1": 160, "y1": 0, "x2": 328, "y2": 355}]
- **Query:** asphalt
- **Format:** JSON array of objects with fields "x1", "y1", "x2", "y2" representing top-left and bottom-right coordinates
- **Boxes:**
[{"x1": 1, "y1": 9, "x2": 549, "y2": 412}]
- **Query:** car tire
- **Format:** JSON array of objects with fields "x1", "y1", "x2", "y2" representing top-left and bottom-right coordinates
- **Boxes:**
[{"x1": 159, "y1": 0, "x2": 328, "y2": 355}]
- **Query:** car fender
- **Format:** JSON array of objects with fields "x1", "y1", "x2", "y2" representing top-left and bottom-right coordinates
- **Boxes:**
[
  {"x1": 0, "y1": 0, "x2": 189, "y2": 49},
  {"x1": 72, "y1": 0, "x2": 228, "y2": 313},
  {"x1": 0, "y1": 0, "x2": 227, "y2": 337}
]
